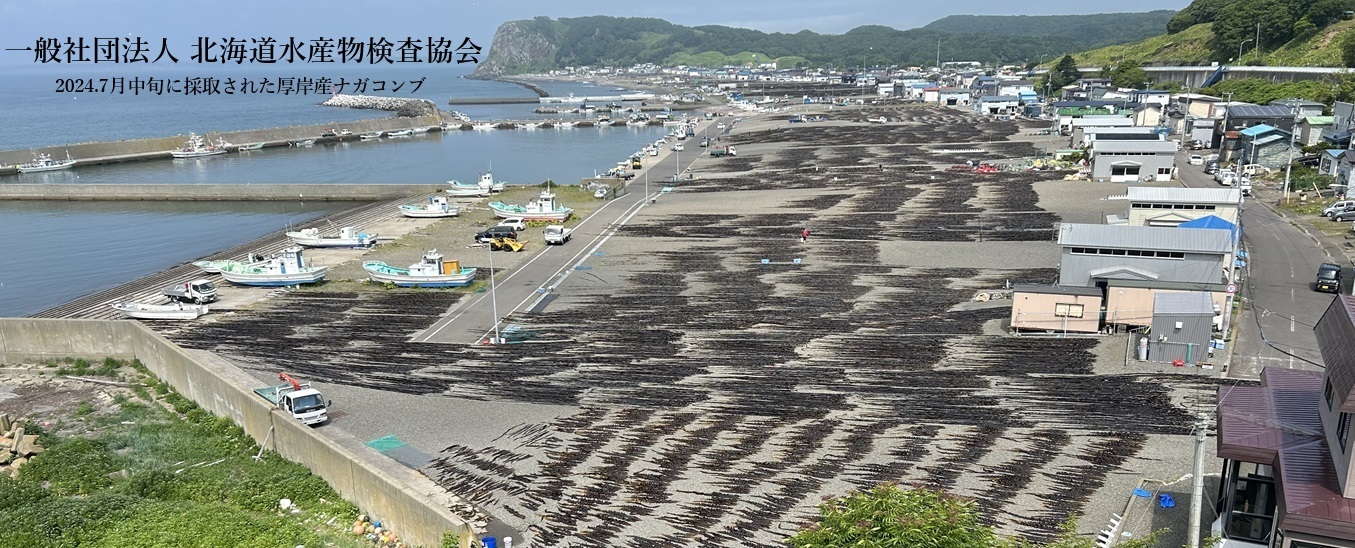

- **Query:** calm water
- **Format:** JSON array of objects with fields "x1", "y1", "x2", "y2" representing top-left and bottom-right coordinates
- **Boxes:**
[{"x1": 1, "y1": 64, "x2": 672, "y2": 316}]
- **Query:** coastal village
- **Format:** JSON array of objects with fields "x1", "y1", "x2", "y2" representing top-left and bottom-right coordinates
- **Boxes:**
[{"x1": 9, "y1": 14, "x2": 1355, "y2": 548}]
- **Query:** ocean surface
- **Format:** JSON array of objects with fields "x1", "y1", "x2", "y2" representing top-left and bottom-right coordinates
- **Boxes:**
[{"x1": 0, "y1": 63, "x2": 672, "y2": 316}]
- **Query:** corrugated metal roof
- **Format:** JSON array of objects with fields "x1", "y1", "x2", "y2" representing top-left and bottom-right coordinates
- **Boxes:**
[
  {"x1": 1217, "y1": 368, "x2": 1355, "y2": 538},
  {"x1": 1153, "y1": 291, "x2": 1213, "y2": 315},
  {"x1": 1057, "y1": 223, "x2": 1233, "y2": 253},
  {"x1": 978, "y1": 95, "x2": 1019, "y2": 102},
  {"x1": 1092, "y1": 140, "x2": 1178, "y2": 153},
  {"x1": 1316, "y1": 296, "x2": 1355, "y2": 412},
  {"x1": 1239, "y1": 124, "x2": 1278, "y2": 136},
  {"x1": 1254, "y1": 135, "x2": 1284, "y2": 146},
  {"x1": 1083, "y1": 126, "x2": 1160, "y2": 134},
  {"x1": 1228, "y1": 105, "x2": 1293, "y2": 118},
  {"x1": 1012, "y1": 284, "x2": 1102, "y2": 297},
  {"x1": 1126, "y1": 187, "x2": 1242, "y2": 204},
  {"x1": 1307, "y1": 116, "x2": 1336, "y2": 126}
]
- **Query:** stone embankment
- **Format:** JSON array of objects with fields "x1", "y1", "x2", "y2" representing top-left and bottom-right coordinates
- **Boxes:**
[{"x1": 321, "y1": 94, "x2": 437, "y2": 116}]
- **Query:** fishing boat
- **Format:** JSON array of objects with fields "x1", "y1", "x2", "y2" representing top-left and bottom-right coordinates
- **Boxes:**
[
  {"x1": 410, "y1": 126, "x2": 432, "y2": 134},
  {"x1": 16, "y1": 151, "x2": 76, "y2": 173},
  {"x1": 446, "y1": 182, "x2": 490, "y2": 197},
  {"x1": 112, "y1": 301, "x2": 210, "y2": 320},
  {"x1": 170, "y1": 133, "x2": 229, "y2": 158},
  {"x1": 236, "y1": 142, "x2": 264, "y2": 151},
  {"x1": 472, "y1": 122, "x2": 494, "y2": 131},
  {"x1": 556, "y1": 121, "x2": 576, "y2": 128},
  {"x1": 363, "y1": 250, "x2": 477, "y2": 288},
  {"x1": 192, "y1": 253, "x2": 268, "y2": 273},
  {"x1": 520, "y1": 122, "x2": 540, "y2": 130},
  {"x1": 399, "y1": 196, "x2": 459, "y2": 218},
  {"x1": 478, "y1": 171, "x2": 507, "y2": 193},
  {"x1": 387, "y1": 129, "x2": 413, "y2": 137},
  {"x1": 360, "y1": 132, "x2": 383, "y2": 140},
  {"x1": 219, "y1": 247, "x2": 327, "y2": 286},
  {"x1": 286, "y1": 226, "x2": 378, "y2": 248},
  {"x1": 289, "y1": 139, "x2": 316, "y2": 147},
  {"x1": 489, "y1": 186, "x2": 574, "y2": 221}
]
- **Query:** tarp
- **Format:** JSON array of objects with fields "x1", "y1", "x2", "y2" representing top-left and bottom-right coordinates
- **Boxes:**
[{"x1": 1178, "y1": 215, "x2": 1236, "y2": 231}]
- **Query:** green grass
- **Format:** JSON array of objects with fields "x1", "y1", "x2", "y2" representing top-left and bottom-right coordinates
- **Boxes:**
[
  {"x1": 1064, "y1": 19, "x2": 1355, "y2": 69},
  {"x1": 0, "y1": 362, "x2": 366, "y2": 548}
]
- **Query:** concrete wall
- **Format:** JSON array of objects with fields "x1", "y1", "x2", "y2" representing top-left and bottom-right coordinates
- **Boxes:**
[
  {"x1": 0, "y1": 184, "x2": 445, "y2": 201},
  {"x1": 0, "y1": 319, "x2": 470, "y2": 548},
  {"x1": 0, "y1": 115, "x2": 443, "y2": 168}
]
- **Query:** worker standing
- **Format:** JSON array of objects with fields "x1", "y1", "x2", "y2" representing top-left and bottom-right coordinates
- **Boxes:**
[{"x1": 801, "y1": 228, "x2": 810, "y2": 243}]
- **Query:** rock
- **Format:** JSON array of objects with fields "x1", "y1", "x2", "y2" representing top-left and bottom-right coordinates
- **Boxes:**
[
  {"x1": 10, "y1": 457, "x2": 26, "y2": 471},
  {"x1": 15, "y1": 435, "x2": 39, "y2": 457},
  {"x1": 0, "y1": 413, "x2": 10, "y2": 433},
  {"x1": 9, "y1": 427, "x2": 21, "y2": 453},
  {"x1": 0, "y1": 452, "x2": 11, "y2": 465}
]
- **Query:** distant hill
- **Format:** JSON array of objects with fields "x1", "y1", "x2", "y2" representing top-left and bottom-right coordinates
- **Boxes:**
[
  {"x1": 471, "y1": 12, "x2": 1178, "y2": 78},
  {"x1": 1063, "y1": 0, "x2": 1355, "y2": 67}
]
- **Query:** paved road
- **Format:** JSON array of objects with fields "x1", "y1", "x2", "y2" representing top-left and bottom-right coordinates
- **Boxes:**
[
  {"x1": 414, "y1": 119, "x2": 723, "y2": 344},
  {"x1": 1174, "y1": 151, "x2": 1331, "y2": 378}
]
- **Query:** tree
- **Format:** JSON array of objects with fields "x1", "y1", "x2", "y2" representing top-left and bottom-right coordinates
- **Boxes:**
[
  {"x1": 1109, "y1": 60, "x2": 1151, "y2": 89},
  {"x1": 1343, "y1": 32, "x2": 1355, "y2": 68},
  {"x1": 1044, "y1": 55, "x2": 1082, "y2": 91}
]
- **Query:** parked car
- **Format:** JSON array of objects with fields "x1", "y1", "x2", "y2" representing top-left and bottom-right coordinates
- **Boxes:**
[
  {"x1": 1317, "y1": 263, "x2": 1343, "y2": 293},
  {"x1": 1189, "y1": 139, "x2": 1207, "y2": 150},
  {"x1": 1323, "y1": 200, "x2": 1355, "y2": 217},
  {"x1": 1239, "y1": 176, "x2": 1252, "y2": 196},
  {"x1": 1333, "y1": 208, "x2": 1355, "y2": 222},
  {"x1": 671, "y1": 143, "x2": 684, "y2": 151},
  {"x1": 474, "y1": 226, "x2": 518, "y2": 243},
  {"x1": 1214, "y1": 171, "x2": 1237, "y2": 186},
  {"x1": 497, "y1": 217, "x2": 527, "y2": 231},
  {"x1": 1204, "y1": 161, "x2": 1219, "y2": 175},
  {"x1": 1188, "y1": 155, "x2": 1204, "y2": 165}
]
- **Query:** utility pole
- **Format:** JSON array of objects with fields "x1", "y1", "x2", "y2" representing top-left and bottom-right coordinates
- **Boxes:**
[
  {"x1": 1188, "y1": 413, "x2": 1209, "y2": 548},
  {"x1": 1218, "y1": 91, "x2": 1233, "y2": 163},
  {"x1": 936, "y1": 38, "x2": 941, "y2": 72},
  {"x1": 1255, "y1": 22, "x2": 1262, "y2": 63},
  {"x1": 1284, "y1": 102, "x2": 1299, "y2": 203}
]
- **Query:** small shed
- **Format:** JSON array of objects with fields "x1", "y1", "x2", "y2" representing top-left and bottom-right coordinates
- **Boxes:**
[
  {"x1": 1148, "y1": 292, "x2": 1214, "y2": 365},
  {"x1": 1010, "y1": 284, "x2": 1103, "y2": 334}
]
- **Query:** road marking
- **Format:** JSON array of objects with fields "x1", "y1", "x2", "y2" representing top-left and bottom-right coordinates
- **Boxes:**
[{"x1": 1291, "y1": 315, "x2": 1296, "y2": 332}]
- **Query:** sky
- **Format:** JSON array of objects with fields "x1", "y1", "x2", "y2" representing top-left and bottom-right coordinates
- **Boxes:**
[{"x1": 0, "y1": 0, "x2": 1190, "y2": 66}]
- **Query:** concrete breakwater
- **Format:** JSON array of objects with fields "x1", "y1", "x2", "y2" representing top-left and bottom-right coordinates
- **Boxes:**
[
  {"x1": 0, "y1": 183, "x2": 445, "y2": 201},
  {"x1": 0, "y1": 114, "x2": 443, "y2": 173},
  {"x1": 320, "y1": 94, "x2": 438, "y2": 116}
]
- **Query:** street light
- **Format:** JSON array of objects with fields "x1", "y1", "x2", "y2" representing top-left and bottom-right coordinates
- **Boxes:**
[
  {"x1": 1237, "y1": 39, "x2": 1254, "y2": 65},
  {"x1": 487, "y1": 237, "x2": 501, "y2": 345}
]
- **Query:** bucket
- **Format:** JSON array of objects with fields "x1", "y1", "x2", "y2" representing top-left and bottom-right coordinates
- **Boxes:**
[{"x1": 482, "y1": 537, "x2": 497, "y2": 548}]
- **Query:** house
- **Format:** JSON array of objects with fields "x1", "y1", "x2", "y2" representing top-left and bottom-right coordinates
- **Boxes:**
[
  {"x1": 1270, "y1": 97, "x2": 1326, "y2": 118},
  {"x1": 975, "y1": 95, "x2": 1020, "y2": 115},
  {"x1": 876, "y1": 81, "x2": 896, "y2": 96},
  {"x1": 1090, "y1": 140, "x2": 1178, "y2": 182},
  {"x1": 921, "y1": 86, "x2": 940, "y2": 104},
  {"x1": 1009, "y1": 284, "x2": 1103, "y2": 334},
  {"x1": 1131, "y1": 104, "x2": 1165, "y2": 128},
  {"x1": 1239, "y1": 124, "x2": 1299, "y2": 171},
  {"x1": 1298, "y1": 116, "x2": 1335, "y2": 147},
  {"x1": 1188, "y1": 117, "x2": 1218, "y2": 148},
  {"x1": 1056, "y1": 223, "x2": 1233, "y2": 287},
  {"x1": 1214, "y1": 295, "x2": 1355, "y2": 547},
  {"x1": 1323, "y1": 101, "x2": 1355, "y2": 147},
  {"x1": 1226, "y1": 104, "x2": 1299, "y2": 133},
  {"x1": 1130, "y1": 89, "x2": 1172, "y2": 108},
  {"x1": 997, "y1": 79, "x2": 1035, "y2": 97},
  {"x1": 1125, "y1": 187, "x2": 1242, "y2": 227},
  {"x1": 1147, "y1": 292, "x2": 1215, "y2": 365},
  {"x1": 1322, "y1": 148, "x2": 1345, "y2": 178},
  {"x1": 1017, "y1": 90, "x2": 1039, "y2": 106},
  {"x1": 1173, "y1": 93, "x2": 1223, "y2": 119},
  {"x1": 937, "y1": 88, "x2": 970, "y2": 106}
]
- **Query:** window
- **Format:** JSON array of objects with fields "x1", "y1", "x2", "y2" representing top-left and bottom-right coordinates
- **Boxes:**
[
  {"x1": 1340, "y1": 412, "x2": 1352, "y2": 452},
  {"x1": 1158, "y1": 167, "x2": 1173, "y2": 175},
  {"x1": 1111, "y1": 165, "x2": 1141, "y2": 176},
  {"x1": 1054, "y1": 303, "x2": 1084, "y2": 318},
  {"x1": 1327, "y1": 378, "x2": 1336, "y2": 411},
  {"x1": 1223, "y1": 461, "x2": 1276, "y2": 543}
]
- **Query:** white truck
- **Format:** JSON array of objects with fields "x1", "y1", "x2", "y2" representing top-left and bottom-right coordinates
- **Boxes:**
[
  {"x1": 163, "y1": 279, "x2": 218, "y2": 304},
  {"x1": 254, "y1": 373, "x2": 329, "y2": 426},
  {"x1": 543, "y1": 225, "x2": 573, "y2": 245}
]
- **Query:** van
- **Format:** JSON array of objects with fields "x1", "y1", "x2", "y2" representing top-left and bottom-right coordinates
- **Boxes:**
[{"x1": 1323, "y1": 200, "x2": 1355, "y2": 217}]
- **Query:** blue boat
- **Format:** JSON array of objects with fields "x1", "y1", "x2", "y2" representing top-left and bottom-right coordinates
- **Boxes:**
[{"x1": 363, "y1": 250, "x2": 477, "y2": 288}]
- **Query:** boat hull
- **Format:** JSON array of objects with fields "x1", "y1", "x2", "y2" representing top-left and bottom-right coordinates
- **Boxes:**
[
  {"x1": 447, "y1": 186, "x2": 489, "y2": 197},
  {"x1": 399, "y1": 206, "x2": 459, "y2": 218},
  {"x1": 489, "y1": 205, "x2": 572, "y2": 221},
  {"x1": 17, "y1": 162, "x2": 75, "y2": 173},
  {"x1": 363, "y1": 263, "x2": 477, "y2": 287},
  {"x1": 288, "y1": 238, "x2": 376, "y2": 248},
  {"x1": 170, "y1": 150, "x2": 226, "y2": 158},
  {"x1": 220, "y1": 269, "x2": 328, "y2": 286},
  {"x1": 112, "y1": 302, "x2": 209, "y2": 320}
]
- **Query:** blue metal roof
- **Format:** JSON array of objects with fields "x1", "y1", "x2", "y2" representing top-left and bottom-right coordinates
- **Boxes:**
[
  {"x1": 1178, "y1": 215, "x2": 1236, "y2": 232},
  {"x1": 1239, "y1": 124, "x2": 1277, "y2": 136}
]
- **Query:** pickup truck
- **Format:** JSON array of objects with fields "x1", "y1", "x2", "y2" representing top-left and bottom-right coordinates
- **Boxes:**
[
  {"x1": 543, "y1": 225, "x2": 573, "y2": 245},
  {"x1": 254, "y1": 373, "x2": 329, "y2": 425},
  {"x1": 1317, "y1": 263, "x2": 1343, "y2": 293},
  {"x1": 163, "y1": 279, "x2": 218, "y2": 304}
]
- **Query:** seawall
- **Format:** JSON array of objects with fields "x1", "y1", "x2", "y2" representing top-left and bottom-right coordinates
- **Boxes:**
[
  {"x1": 0, "y1": 318, "x2": 473, "y2": 548},
  {"x1": 0, "y1": 184, "x2": 445, "y2": 201},
  {"x1": 0, "y1": 114, "x2": 444, "y2": 170}
]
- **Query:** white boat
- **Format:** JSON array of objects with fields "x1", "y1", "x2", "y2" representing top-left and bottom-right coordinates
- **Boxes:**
[
  {"x1": 363, "y1": 250, "x2": 477, "y2": 288},
  {"x1": 171, "y1": 133, "x2": 229, "y2": 158},
  {"x1": 387, "y1": 129, "x2": 413, "y2": 137},
  {"x1": 360, "y1": 132, "x2": 383, "y2": 140},
  {"x1": 556, "y1": 121, "x2": 576, "y2": 128},
  {"x1": 290, "y1": 139, "x2": 316, "y2": 147},
  {"x1": 236, "y1": 142, "x2": 264, "y2": 151},
  {"x1": 479, "y1": 171, "x2": 507, "y2": 192},
  {"x1": 192, "y1": 253, "x2": 268, "y2": 273},
  {"x1": 446, "y1": 183, "x2": 490, "y2": 197},
  {"x1": 16, "y1": 151, "x2": 76, "y2": 173},
  {"x1": 410, "y1": 126, "x2": 432, "y2": 134},
  {"x1": 286, "y1": 226, "x2": 378, "y2": 248},
  {"x1": 520, "y1": 122, "x2": 540, "y2": 129},
  {"x1": 220, "y1": 247, "x2": 327, "y2": 286},
  {"x1": 472, "y1": 122, "x2": 494, "y2": 131},
  {"x1": 112, "y1": 301, "x2": 210, "y2": 320},
  {"x1": 489, "y1": 185, "x2": 574, "y2": 221},
  {"x1": 399, "y1": 196, "x2": 459, "y2": 218}
]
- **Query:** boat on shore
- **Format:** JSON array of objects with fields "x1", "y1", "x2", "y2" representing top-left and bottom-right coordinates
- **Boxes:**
[
  {"x1": 387, "y1": 129, "x2": 413, "y2": 137},
  {"x1": 446, "y1": 183, "x2": 490, "y2": 197},
  {"x1": 16, "y1": 151, "x2": 76, "y2": 173},
  {"x1": 290, "y1": 139, "x2": 316, "y2": 147},
  {"x1": 410, "y1": 126, "x2": 432, "y2": 134},
  {"x1": 360, "y1": 132, "x2": 383, "y2": 140},
  {"x1": 363, "y1": 250, "x2": 477, "y2": 287},
  {"x1": 170, "y1": 133, "x2": 229, "y2": 158},
  {"x1": 236, "y1": 142, "x2": 264, "y2": 152},
  {"x1": 472, "y1": 122, "x2": 494, "y2": 131},
  {"x1": 286, "y1": 226, "x2": 378, "y2": 248},
  {"x1": 399, "y1": 196, "x2": 459, "y2": 218},
  {"x1": 219, "y1": 246, "x2": 327, "y2": 286},
  {"x1": 489, "y1": 186, "x2": 574, "y2": 221},
  {"x1": 112, "y1": 301, "x2": 209, "y2": 320},
  {"x1": 192, "y1": 253, "x2": 268, "y2": 274}
]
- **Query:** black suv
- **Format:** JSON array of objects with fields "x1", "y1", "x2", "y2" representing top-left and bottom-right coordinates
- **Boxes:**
[
  {"x1": 474, "y1": 226, "x2": 518, "y2": 243},
  {"x1": 1317, "y1": 263, "x2": 1343, "y2": 293}
]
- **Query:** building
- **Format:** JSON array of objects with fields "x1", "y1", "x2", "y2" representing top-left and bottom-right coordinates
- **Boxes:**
[
  {"x1": 937, "y1": 88, "x2": 970, "y2": 106},
  {"x1": 1188, "y1": 117, "x2": 1219, "y2": 147},
  {"x1": 1214, "y1": 295, "x2": 1355, "y2": 547},
  {"x1": 975, "y1": 95, "x2": 1020, "y2": 115},
  {"x1": 1226, "y1": 104, "x2": 1299, "y2": 133},
  {"x1": 1090, "y1": 140, "x2": 1178, "y2": 182},
  {"x1": 1323, "y1": 101, "x2": 1355, "y2": 148},
  {"x1": 1126, "y1": 186, "x2": 1242, "y2": 227},
  {"x1": 1298, "y1": 116, "x2": 1335, "y2": 147},
  {"x1": 1270, "y1": 98, "x2": 1326, "y2": 118},
  {"x1": 1130, "y1": 89, "x2": 1172, "y2": 108},
  {"x1": 1074, "y1": 126, "x2": 1163, "y2": 149},
  {"x1": 1056, "y1": 223, "x2": 1234, "y2": 287},
  {"x1": 1239, "y1": 124, "x2": 1299, "y2": 171},
  {"x1": 997, "y1": 79, "x2": 1035, "y2": 97},
  {"x1": 1009, "y1": 284, "x2": 1103, "y2": 334},
  {"x1": 1146, "y1": 291, "x2": 1215, "y2": 365}
]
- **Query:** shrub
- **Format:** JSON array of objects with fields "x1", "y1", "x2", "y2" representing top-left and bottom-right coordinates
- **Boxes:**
[{"x1": 19, "y1": 438, "x2": 120, "y2": 496}]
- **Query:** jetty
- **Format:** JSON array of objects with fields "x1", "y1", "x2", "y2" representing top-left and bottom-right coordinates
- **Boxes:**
[{"x1": 0, "y1": 183, "x2": 445, "y2": 201}]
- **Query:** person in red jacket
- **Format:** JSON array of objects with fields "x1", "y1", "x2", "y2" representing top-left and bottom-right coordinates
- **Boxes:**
[{"x1": 801, "y1": 228, "x2": 810, "y2": 243}]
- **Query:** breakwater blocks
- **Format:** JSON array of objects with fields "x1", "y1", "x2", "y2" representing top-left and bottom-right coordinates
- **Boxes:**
[{"x1": 322, "y1": 94, "x2": 436, "y2": 116}]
